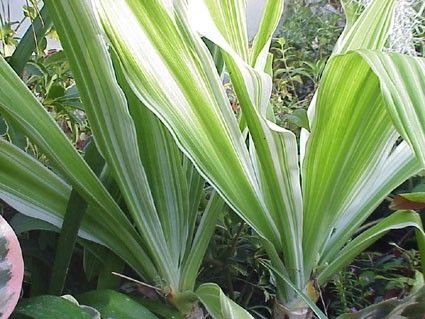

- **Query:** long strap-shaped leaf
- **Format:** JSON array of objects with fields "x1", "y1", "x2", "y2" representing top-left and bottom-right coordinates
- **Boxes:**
[
  {"x1": 321, "y1": 141, "x2": 421, "y2": 265},
  {"x1": 9, "y1": 5, "x2": 53, "y2": 75},
  {"x1": 45, "y1": 0, "x2": 177, "y2": 283},
  {"x1": 317, "y1": 210, "x2": 425, "y2": 285},
  {"x1": 112, "y1": 52, "x2": 191, "y2": 272},
  {"x1": 94, "y1": 0, "x2": 279, "y2": 245},
  {"x1": 302, "y1": 52, "x2": 398, "y2": 277},
  {"x1": 300, "y1": 0, "x2": 398, "y2": 161},
  {"x1": 250, "y1": 0, "x2": 285, "y2": 67},
  {"x1": 0, "y1": 215, "x2": 23, "y2": 319},
  {"x1": 334, "y1": 0, "x2": 396, "y2": 54}
]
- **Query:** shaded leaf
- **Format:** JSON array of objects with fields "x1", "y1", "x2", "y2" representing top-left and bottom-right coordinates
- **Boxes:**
[
  {"x1": 197, "y1": 283, "x2": 254, "y2": 319},
  {"x1": 78, "y1": 290, "x2": 159, "y2": 319},
  {"x1": 12, "y1": 296, "x2": 94, "y2": 319}
]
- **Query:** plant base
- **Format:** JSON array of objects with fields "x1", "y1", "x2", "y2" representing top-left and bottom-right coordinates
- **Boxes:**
[{"x1": 185, "y1": 303, "x2": 204, "y2": 319}]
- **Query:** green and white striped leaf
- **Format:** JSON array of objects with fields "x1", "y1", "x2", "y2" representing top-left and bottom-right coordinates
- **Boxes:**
[
  {"x1": 0, "y1": 56, "x2": 132, "y2": 239},
  {"x1": 356, "y1": 50, "x2": 425, "y2": 168},
  {"x1": 334, "y1": 0, "x2": 397, "y2": 54},
  {"x1": 317, "y1": 210, "x2": 425, "y2": 285},
  {"x1": 0, "y1": 138, "x2": 70, "y2": 231},
  {"x1": 197, "y1": 283, "x2": 254, "y2": 319},
  {"x1": 94, "y1": 0, "x2": 307, "y2": 301},
  {"x1": 0, "y1": 215, "x2": 23, "y2": 319},
  {"x1": 0, "y1": 54, "x2": 156, "y2": 279},
  {"x1": 320, "y1": 141, "x2": 421, "y2": 267},
  {"x1": 112, "y1": 52, "x2": 191, "y2": 272},
  {"x1": 302, "y1": 52, "x2": 399, "y2": 275}
]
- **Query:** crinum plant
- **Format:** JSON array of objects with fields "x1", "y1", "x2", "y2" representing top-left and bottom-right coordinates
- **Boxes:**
[
  {"x1": 1, "y1": 0, "x2": 425, "y2": 318},
  {"x1": 87, "y1": 0, "x2": 425, "y2": 317}
]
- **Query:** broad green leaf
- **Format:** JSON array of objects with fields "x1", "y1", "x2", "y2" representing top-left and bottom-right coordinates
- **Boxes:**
[
  {"x1": 54, "y1": 85, "x2": 84, "y2": 111},
  {"x1": 78, "y1": 290, "x2": 159, "y2": 319},
  {"x1": 12, "y1": 296, "x2": 95, "y2": 319},
  {"x1": 397, "y1": 192, "x2": 425, "y2": 203},
  {"x1": 197, "y1": 283, "x2": 254, "y2": 319},
  {"x1": 0, "y1": 215, "x2": 23, "y2": 319},
  {"x1": 317, "y1": 210, "x2": 425, "y2": 285},
  {"x1": 391, "y1": 192, "x2": 425, "y2": 210},
  {"x1": 134, "y1": 299, "x2": 184, "y2": 319},
  {"x1": 10, "y1": 214, "x2": 59, "y2": 235}
]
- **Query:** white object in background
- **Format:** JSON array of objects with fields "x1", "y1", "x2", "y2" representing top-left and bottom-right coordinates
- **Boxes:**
[{"x1": 246, "y1": 0, "x2": 266, "y2": 40}]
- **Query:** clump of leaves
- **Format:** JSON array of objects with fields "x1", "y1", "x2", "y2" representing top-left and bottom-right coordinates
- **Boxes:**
[{"x1": 23, "y1": 50, "x2": 89, "y2": 152}]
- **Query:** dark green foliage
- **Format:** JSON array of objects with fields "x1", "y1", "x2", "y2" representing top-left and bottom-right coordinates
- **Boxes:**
[
  {"x1": 324, "y1": 248, "x2": 423, "y2": 317},
  {"x1": 199, "y1": 210, "x2": 274, "y2": 319},
  {"x1": 271, "y1": 0, "x2": 343, "y2": 132},
  {"x1": 336, "y1": 286, "x2": 425, "y2": 319}
]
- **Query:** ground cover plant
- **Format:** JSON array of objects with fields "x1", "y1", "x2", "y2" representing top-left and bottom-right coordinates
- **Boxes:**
[{"x1": 1, "y1": 0, "x2": 425, "y2": 318}]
